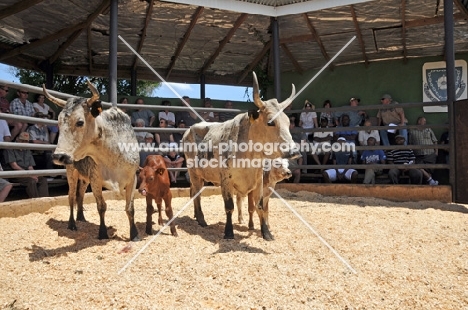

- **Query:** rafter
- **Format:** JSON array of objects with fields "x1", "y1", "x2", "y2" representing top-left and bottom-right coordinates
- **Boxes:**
[
  {"x1": 87, "y1": 26, "x2": 93, "y2": 75},
  {"x1": 237, "y1": 40, "x2": 272, "y2": 85},
  {"x1": 132, "y1": 0, "x2": 154, "y2": 70},
  {"x1": 0, "y1": 0, "x2": 44, "y2": 20},
  {"x1": 281, "y1": 43, "x2": 303, "y2": 74},
  {"x1": 166, "y1": 6, "x2": 204, "y2": 80},
  {"x1": 350, "y1": 5, "x2": 368, "y2": 67},
  {"x1": 302, "y1": 13, "x2": 333, "y2": 70},
  {"x1": 0, "y1": 0, "x2": 110, "y2": 62},
  {"x1": 401, "y1": 0, "x2": 408, "y2": 62},
  {"x1": 200, "y1": 13, "x2": 248, "y2": 74}
]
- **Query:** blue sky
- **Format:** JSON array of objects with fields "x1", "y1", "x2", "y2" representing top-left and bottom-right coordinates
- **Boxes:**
[{"x1": 0, "y1": 63, "x2": 251, "y2": 101}]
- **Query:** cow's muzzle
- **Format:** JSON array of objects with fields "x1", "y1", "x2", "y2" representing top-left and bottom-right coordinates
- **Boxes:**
[
  {"x1": 52, "y1": 153, "x2": 74, "y2": 165},
  {"x1": 284, "y1": 170, "x2": 292, "y2": 179}
]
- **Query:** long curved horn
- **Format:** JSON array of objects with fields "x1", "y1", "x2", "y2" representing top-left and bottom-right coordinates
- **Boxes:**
[
  {"x1": 42, "y1": 84, "x2": 67, "y2": 107},
  {"x1": 279, "y1": 84, "x2": 296, "y2": 110},
  {"x1": 252, "y1": 72, "x2": 264, "y2": 109},
  {"x1": 86, "y1": 80, "x2": 100, "y2": 106}
]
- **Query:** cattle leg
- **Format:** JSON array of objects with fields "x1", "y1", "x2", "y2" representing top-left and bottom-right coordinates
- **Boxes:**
[
  {"x1": 191, "y1": 180, "x2": 207, "y2": 227},
  {"x1": 252, "y1": 183, "x2": 274, "y2": 241},
  {"x1": 223, "y1": 196, "x2": 235, "y2": 239},
  {"x1": 66, "y1": 168, "x2": 78, "y2": 231},
  {"x1": 236, "y1": 195, "x2": 244, "y2": 224},
  {"x1": 90, "y1": 181, "x2": 109, "y2": 240},
  {"x1": 155, "y1": 197, "x2": 164, "y2": 226},
  {"x1": 145, "y1": 195, "x2": 154, "y2": 235},
  {"x1": 125, "y1": 175, "x2": 140, "y2": 241},
  {"x1": 247, "y1": 193, "x2": 255, "y2": 230},
  {"x1": 76, "y1": 179, "x2": 89, "y2": 222},
  {"x1": 163, "y1": 191, "x2": 178, "y2": 237}
]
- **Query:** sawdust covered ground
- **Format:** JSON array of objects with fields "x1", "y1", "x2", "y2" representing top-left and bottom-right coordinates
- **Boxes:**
[{"x1": 1, "y1": 189, "x2": 467, "y2": 309}]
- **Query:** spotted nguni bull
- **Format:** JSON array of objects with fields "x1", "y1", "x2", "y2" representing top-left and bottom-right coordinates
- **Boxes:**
[
  {"x1": 182, "y1": 72, "x2": 300, "y2": 240},
  {"x1": 43, "y1": 82, "x2": 140, "y2": 241},
  {"x1": 138, "y1": 155, "x2": 177, "y2": 237}
]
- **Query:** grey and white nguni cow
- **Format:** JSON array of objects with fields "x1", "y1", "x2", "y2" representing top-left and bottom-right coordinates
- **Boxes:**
[
  {"x1": 43, "y1": 82, "x2": 140, "y2": 241},
  {"x1": 182, "y1": 72, "x2": 300, "y2": 240}
]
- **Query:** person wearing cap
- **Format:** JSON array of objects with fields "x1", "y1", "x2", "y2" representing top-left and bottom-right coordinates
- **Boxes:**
[
  {"x1": 386, "y1": 134, "x2": 438, "y2": 185},
  {"x1": 158, "y1": 100, "x2": 176, "y2": 127},
  {"x1": 2, "y1": 132, "x2": 49, "y2": 198},
  {"x1": 322, "y1": 137, "x2": 358, "y2": 183},
  {"x1": 360, "y1": 137, "x2": 386, "y2": 184},
  {"x1": 335, "y1": 97, "x2": 366, "y2": 127},
  {"x1": 299, "y1": 100, "x2": 318, "y2": 141},
  {"x1": 9, "y1": 88, "x2": 35, "y2": 141},
  {"x1": 377, "y1": 94, "x2": 408, "y2": 146}
]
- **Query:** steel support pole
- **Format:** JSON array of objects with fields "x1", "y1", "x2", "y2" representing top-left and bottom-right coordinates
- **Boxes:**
[
  {"x1": 444, "y1": 0, "x2": 456, "y2": 200},
  {"x1": 272, "y1": 18, "x2": 281, "y2": 100},
  {"x1": 109, "y1": 0, "x2": 118, "y2": 106},
  {"x1": 200, "y1": 74, "x2": 206, "y2": 100}
]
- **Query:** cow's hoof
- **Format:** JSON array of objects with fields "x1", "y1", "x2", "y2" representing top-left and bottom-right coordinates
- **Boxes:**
[
  {"x1": 131, "y1": 235, "x2": 141, "y2": 242},
  {"x1": 248, "y1": 224, "x2": 255, "y2": 230},
  {"x1": 98, "y1": 234, "x2": 109, "y2": 240},
  {"x1": 98, "y1": 226, "x2": 109, "y2": 239},
  {"x1": 223, "y1": 234, "x2": 234, "y2": 239},
  {"x1": 262, "y1": 232, "x2": 275, "y2": 241},
  {"x1": 197, "y1": 220, "x2": 208, "y2": 227},
  {"x1": 76, "y1": 216, "x2": 86, "y2": 222},
  {"x1": 146, "y1": 228, "x2": 153, "y2": 235},
  {"x1": 68, "y1": 224, "x2": 77, "y2": 231}
]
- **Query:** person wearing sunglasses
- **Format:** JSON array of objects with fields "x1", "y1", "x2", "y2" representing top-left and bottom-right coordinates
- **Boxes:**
[{"x1": 9, "y1": 89, "x2": 35, "y2": 141}]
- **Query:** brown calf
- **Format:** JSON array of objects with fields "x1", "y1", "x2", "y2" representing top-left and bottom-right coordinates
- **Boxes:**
[{"x1": 138, "y1": 155, "x2": 177, "y2": 237}]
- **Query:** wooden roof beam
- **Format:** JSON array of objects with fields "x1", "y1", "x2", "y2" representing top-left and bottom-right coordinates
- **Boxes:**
[
  {"x1": 132, "y1": 0, "x2": 154, "y2": 70},
  {"x1": 87, "y1": 26, "x2": 93, "y2": 75},
  {"x1": 400, "y1": 0, "x2": 408, "y2": 62},
  {"x1": 200, "y1": 13, "x2": 248, "y2": 74},
  {"x1": 0, "y1": 0, "x2": 110, "y2": 62},
  {"x1": 302, "y1": 13, "x2": 333, "y2": 70},
  {"x1": 165, "y1": 6, "x2": 204, "y2": 80},
  {"x1": 281, "y1": 43, "x2": 303, "y2": 74},
  {"x1": 237, "y1": 40, "x2": 272, "y2": 85},
  {"x1": 350, "y1": 5, "x2": 369, "y2": 67},
  {"x1": 0, "y1": 0, "x2": 44, "y2": 20}
]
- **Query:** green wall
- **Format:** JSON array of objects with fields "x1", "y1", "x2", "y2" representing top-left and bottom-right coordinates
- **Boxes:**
[{"x1": 277, "y1": 52, "x2": 468, "y2": 137}]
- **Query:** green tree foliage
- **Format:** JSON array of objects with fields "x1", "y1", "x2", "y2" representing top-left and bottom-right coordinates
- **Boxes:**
[{"x1": 13, "y1": 69, "x2": 160, "y2": 98}]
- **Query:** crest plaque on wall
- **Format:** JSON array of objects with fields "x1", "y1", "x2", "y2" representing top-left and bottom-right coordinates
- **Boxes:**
[{"x1": 422, "y1": 60, "x2": 467, "y2": 112}]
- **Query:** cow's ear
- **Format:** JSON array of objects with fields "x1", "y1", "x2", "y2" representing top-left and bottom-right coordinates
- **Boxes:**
[
  {"x1": 248, "y1": 109, "x2": 259, "y2": 123},
  {"x1": 90, "y1": 100, "x2": 103, "y2": 118}
]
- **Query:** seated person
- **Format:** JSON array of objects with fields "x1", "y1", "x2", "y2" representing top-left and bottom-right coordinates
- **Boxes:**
[
  {"x1": 358, "y1": 120, "x2": 380, "y2": 146},
  {"x1": 386, "y1": 135, "x2": 438, "y2": 185},
  {"x1": 27, "y1": 112, "x2": 54, "y2": 171},
  {"x1": 164, "y1": 143, "x2": 185, "y2": 183},
  {"x1": 133, "y1": 118, "x2": 147, "y2": 143},
  {"x1": 335, "y1": 97, "x2": 366, "y2": 127},
  {"x1": 322, "y1": 137, "x2": 358, "y2": 183},
  {"x1": 360, "y1": 137, "x2": 386, "y2": 184},
  {"x1": 200, "y1": 98, "x2": 218, "y2": 122},
  {"x1": 3, "y1": 132, "x2": 49, "y2": 198},
  {"x1": 155, "y1": 118, "x2": 175, "y2": 147},
  {"x1": 172, "y1": 119, "x2": 186, "y2": 146},
  {"x1": 311, "y1": 117, "x2": 333, "y2": 170},
  {"x1": 335, "y1": 114, "x2": 358, "y2": 162},
  {"x1": 139, "y1": 133, "x2": 156, "y2": 167},
  {"x1": 0, "y1": 163, "x2": 12, "y2": 202},
  {"x1": 159, "y1": 100, "x2": 176, "y2": 127}
]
